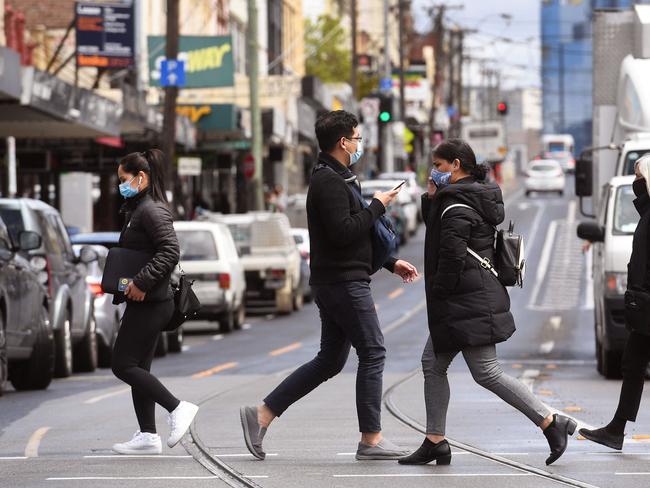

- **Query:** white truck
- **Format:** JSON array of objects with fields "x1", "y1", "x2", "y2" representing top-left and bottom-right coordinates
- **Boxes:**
[
  {"x1": 542, "y1": 134, "x2": 575, "y2": 173},
  {"x1": 460, "y1": 121, "x2": 507, "y2": 165},
  {"x1": 576, "y1": 5, "x2": 650, "y2": 377}
]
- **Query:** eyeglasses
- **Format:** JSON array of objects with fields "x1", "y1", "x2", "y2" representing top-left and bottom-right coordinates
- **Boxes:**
[{"x1": 345, "y1": 137, "x2": 363, "y2": 142}]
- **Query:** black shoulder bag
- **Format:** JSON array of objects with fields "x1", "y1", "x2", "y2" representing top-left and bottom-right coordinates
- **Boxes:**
[{"x1": 163, "y1": 265, "x2": 202, "y2": 331}]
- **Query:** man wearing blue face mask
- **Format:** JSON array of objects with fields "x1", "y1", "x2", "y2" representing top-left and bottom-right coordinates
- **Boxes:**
[{"x1": 240, "y1": 110, "x2": 418, "y2": 461}]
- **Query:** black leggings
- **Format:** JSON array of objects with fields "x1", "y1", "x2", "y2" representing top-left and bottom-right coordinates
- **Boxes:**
[
  {"x1": 111, "y1": 299, "x2": 179, "y2": 434},
  {"x1": 615, "y1": 331, "x2": 650, "y2": 422}
]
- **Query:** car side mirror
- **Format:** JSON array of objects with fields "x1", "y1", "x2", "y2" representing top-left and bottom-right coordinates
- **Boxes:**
[
  {"x1": 575, "y1": 158, "x2": 593, "y2": 197},
  {"x1": 577, "y1": 221, "x2": 604, "y2": 243},
  {"x1": 18, "y1": 231, "x2": 42, "y2": 251},
  {"x1": 79, "y1": 246, "x2": 99, "y2": 264}
]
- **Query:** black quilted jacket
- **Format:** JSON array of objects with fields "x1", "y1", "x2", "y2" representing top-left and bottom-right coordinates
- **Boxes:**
[
  {"x1": 422, "y1": 177, "x2": 515, "y2": 353},
  {"x1": 117, "y1": 189, "x2": 179, "y2": 302}
]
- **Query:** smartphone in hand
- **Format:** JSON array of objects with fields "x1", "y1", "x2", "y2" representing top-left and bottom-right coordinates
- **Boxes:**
[{"x1": 392, "y1": 180, "x2": 407, "y2": 191}]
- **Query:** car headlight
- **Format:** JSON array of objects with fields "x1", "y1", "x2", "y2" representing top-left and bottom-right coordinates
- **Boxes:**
[{"x1": 605, "y1": 272, "x2": 627, "y2": 297}]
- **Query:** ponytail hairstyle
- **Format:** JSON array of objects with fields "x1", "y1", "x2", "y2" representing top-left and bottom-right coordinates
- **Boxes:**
[
  {"x1": 118, "y1": 149, "x2": 168, "y2": 203},
  {"x1": 432, "y1": 138, "x2": 490, "y2": 181}
]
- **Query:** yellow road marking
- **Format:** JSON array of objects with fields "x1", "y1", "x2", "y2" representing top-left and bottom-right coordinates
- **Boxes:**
[
  {"x1": 564, "y1": 406, "x2": 583, "y2": 413},
  {"x1": 269, "y1": 342, "x2": 302, "y2": 357},
  {"x1": 545, "y1": 364, "x2": 558, "y2": 370},
  {"x1": 511, "y1": 364, "x2": 523, "y2": 369},
  {"x1": 388, "y1": 288, "x2": 404, "y2": 300},
  {"x1": 632, "y1": 435, "x2": 650, "y2": 440},
  {"x1": 537, "y1": 389, "x2": 554, "y2": 396},
  {"x1": 192, "y1": 361, "x2": 238, "y2": 379},
  {"x1": 25, "y1": 427, "x2": 50, "y2": 458}
]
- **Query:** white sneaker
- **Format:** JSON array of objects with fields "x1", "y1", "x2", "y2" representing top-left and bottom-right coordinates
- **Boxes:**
[
  {"x1": 112, "y1": 431, "x2": 162, "y2": 455},
  {"x1": 167, "y1": 401, "x2": 199, "y2": 448}
]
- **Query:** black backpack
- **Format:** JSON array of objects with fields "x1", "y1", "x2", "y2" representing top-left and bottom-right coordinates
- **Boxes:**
[{"x1": 441, "y1": 204, "x2": 526, "y2": 288}]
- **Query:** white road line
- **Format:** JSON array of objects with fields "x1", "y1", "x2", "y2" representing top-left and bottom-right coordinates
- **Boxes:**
[
  {"x1": 0, "y1": 456, "x2": 27, "y2": 460},
  {"x1": 550, "y1": 316, "x2": 562, "y2": 330},
  {"x1": 211, "y1": 334, "x2": 224, "y2": 341},
  {"x1": 583, "y1": 247, "x2": 595, "y2": 310},
  {"x1": 333, "y1": 473, "x2": 533, "y2": 478},
  {"x1": 528, "y1": 219, "x2": 558, "y2": 308},
  {"x1": 567, "y1": 199, "x2": 576, "y2": 223},
  {"x1": 382, "y1": 300, "x2": 427, "y2": 335},
  {"x1": 539, "y1": 341, "x2": 555, "y2": 354},
  {"x1": 616, "y1": 472, "x2": 650, "y2": 476},
  {"x1": 47, "y1": 476, "x2": 220, "y2": 481},
  {"x1": 181, "y1": 345, "x2": 190, "y2": 352},
  {"x1": 522, "y1": 202, "x2": 544, "y2": 246},
  {"x1": 84, "y1": 387, "x2": 130, "y2": 405},
  {"x1": 25, "y1": 427, "x2": 50, "y2": 458},
  {"x1": 216, "y1": 453, "x2": 278, "y2": 457},
  {"x1": 83, "y1": 455, "x2": 193, "y2": 459},
  {"x1": 242, "y1": 323, "x2": 252, "y2": 330}
]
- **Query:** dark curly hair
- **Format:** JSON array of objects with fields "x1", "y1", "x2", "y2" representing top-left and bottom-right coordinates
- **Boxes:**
[
  {"x1": 315, "y1": 110, "x2": 358, "y2": 152},
  {"x1": 433, "y1": 138, "x2": 489, "y2": 181}
]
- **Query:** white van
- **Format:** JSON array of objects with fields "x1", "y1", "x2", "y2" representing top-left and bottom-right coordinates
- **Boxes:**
[
  {"x1": 173, "y1": 221, "x2": 246, "y2": 332},
  {"x1": 542, "y1": 134, "x2": 575, "y2": 173},
  {"x1": 578, "y1": 175, "x2": 637, "y2": 378}
]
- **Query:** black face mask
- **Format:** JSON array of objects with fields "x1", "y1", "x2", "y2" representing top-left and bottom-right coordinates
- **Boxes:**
[{"x1": 633, "y1": 178, "x2": 648, "y2": 198}]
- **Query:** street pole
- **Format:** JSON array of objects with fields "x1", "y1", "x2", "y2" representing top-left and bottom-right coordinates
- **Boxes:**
[
  {"x1": 247, "y1": 0, "x2": 264, "y2": 210},
  {"x1": 559, "y1": 43, "x2": 565, "y2": 132},
  {"x1": 351, "y1": 0, "x2": 358, "y2": 100},
  {"x1": 7, "y1": 137, "x2": 16, "y2": 198},
  {"x1": 382, "y1": 0, "x2": 394, "y2": 173},
  {"x1": 162, "y1": 0, "x2": 179, "y2": 204},
  {"x1": 430, "y1": 6, "x2": 445, "y2": 135},
  {"x1": 398, "y1": 0, "x2": 406, "y2": 122}
]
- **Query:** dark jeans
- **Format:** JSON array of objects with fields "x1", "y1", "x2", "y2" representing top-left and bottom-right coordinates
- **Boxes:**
[
  {"x1": 615, "y1": 331, "x2": 650, "y2": 421},
  {"x1": 264, "y1": 280, "x2": 386, "y2": 433},
  {"x1": 112, "y1": 299, "x2": 180, "y2": 434}
]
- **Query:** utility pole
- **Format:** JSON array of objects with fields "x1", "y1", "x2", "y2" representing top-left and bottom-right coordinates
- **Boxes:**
[
  {"x1": 6, "y1": 137, "x2": 16, "y2": 198},
  {"x1": 430, "y1": 6, "x2": 445, "y2": 134},
  {"x1": 351, "y1": 0, "x2": 358, "y2": 100},
  {"x1": 381, "y1": 0, "x2": 394, "y2": 173},
  {"x1": 162, "y1": 0, "x2": 179, "y2": 202},
  {"x1": 398, "y1": 0, "x2": 406, "y2": 122},
  {"x1": 247, "y1": 0, "x2": 264, "y2": 210},
  {"x1": 559, "y1": 43, "x2": 565, "y2": 132}
]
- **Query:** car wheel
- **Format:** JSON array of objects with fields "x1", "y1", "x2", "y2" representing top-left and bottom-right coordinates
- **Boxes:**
[
  {"x1": 167, "y1": 327, "x2": 183, "y2": 353},
  {"x1": 219, "y1": 310, "x2": 234, "y2": 333},
  {"x1": 54, "y1": 310, "x2": 73, "y2": 378},
  {"x1": 74, "y1": 316, "x2": 97, "y2": 373},
  {"x1": 601, "y1": 345, "x2": 622, "y2": 379},
  {"x1": 293, "y1": 287, "x2": 304, "y2": 311},
  {"x1": 0, "y1": 311, "x2": 7, "y2": 396},
  {"x1": 276, "y1": 287, "x2": 293, "y2": 315},
  {"x1": 154, "y1": 332, "x2": 168, "y2": 357},
  {"x1": 10, "y1": 305, "x2": 54, "y2": 391},
  {"x1": 233, "y1": 303, "x2": 245, "y2": 330}
]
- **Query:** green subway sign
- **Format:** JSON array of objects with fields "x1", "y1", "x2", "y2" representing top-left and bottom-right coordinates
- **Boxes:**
[{"x1": 148, "y1": 36, "x2": 234, "y2": 88}]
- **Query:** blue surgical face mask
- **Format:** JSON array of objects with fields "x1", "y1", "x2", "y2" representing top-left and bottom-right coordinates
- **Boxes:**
[
  {"x1": 345, "y1": 139, "x2": 363, "y2": 166},
  {"x1": 430, "y1": 167, "x2": 451, "y2": 187},
  {"x1": 119, "y1": 176, "x2": 141, "y2": 199}
]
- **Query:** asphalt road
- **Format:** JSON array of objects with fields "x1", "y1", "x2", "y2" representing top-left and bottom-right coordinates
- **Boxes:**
[{"x1": 2, "y1": 177, "x2": 650, "y2": 488}]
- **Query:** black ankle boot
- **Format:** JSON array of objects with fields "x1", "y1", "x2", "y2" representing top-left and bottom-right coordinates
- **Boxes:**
[
  {"x1": 579, "y1": 427, "x2": 624, "y2": 450},
  {"x1": 398, "y1": 438, "x2": 451, "y2": 465},
  {"x1": 543, "y1": 414, "x2": 577, "y2": 465}
]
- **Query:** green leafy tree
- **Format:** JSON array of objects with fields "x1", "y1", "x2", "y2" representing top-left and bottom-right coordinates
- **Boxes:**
[{"x1": 305, "y1": 15, "x2": 351, "y2": 83}]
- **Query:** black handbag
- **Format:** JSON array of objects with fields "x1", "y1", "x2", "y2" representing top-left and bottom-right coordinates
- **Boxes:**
[
  {"x1": 624, "y1": 289, "x2": 650, "y2": 336},
  {"x1": 163, "y1": 268, "x2": 201, "y2": 331}
]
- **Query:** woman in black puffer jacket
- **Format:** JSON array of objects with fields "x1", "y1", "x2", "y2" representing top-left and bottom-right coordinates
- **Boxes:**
[
  {"x1": 110, "y1": 149, "x2": 198, "y2": 455},
  {"x1": 399, "y1": 139, "x2": 576, "y2": 467}
]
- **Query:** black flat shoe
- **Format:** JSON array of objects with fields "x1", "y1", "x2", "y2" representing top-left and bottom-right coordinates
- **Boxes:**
[
  {"x1": 543, "y1": 414, "x2": 577, "y2": 465},
  {"x1": 579, "y1": 427, "x2": 624, "y2": 451},
  {"x1": 398, "y1": 438, "x2": 451, "y2": 465}
]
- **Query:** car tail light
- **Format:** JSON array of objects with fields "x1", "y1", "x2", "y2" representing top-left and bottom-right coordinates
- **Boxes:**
[
  {"x1": 88, "y1": 282, "x2": 104, "y2": 297},
  {"x1": 269, "y1": 269, "x2": 286, "y2": 279},
  {"x1": 219, "y1": 273, "x2": 231, "y2": 289}
]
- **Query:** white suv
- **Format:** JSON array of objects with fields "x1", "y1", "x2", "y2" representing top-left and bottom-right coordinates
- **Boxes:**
[{"x1": 173, "y1": 221, "x2": 246, "y2": 333}]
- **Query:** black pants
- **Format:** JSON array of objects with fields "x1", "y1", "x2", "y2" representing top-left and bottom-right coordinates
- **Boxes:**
[
  {"x1": 264, "y1": 280, "x2": 386, "y2": 433},
  {"x1": 615, "y1": 331, "x2": 650, "y2": 421},
  {"x1": 112, "y1": 299, "x2": 179, "y2": 434}
]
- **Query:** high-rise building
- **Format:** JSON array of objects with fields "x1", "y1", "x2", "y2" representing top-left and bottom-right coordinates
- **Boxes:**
[{"x1": 541, "y1": 0, "x2": 650, "y2": 154}]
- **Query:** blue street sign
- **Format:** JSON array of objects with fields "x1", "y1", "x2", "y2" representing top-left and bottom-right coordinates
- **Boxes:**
[
  {"x1": 160, "y1": 59, "x2": 186, "y2": 87},
  {"x1": 379, "y1": 77, "x2": 392, "y2": 92}
]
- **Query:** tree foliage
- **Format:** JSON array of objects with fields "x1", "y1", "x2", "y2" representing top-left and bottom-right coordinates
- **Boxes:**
[{"x1": 304, "y1": 15, "x2": 351, "y2": 84}]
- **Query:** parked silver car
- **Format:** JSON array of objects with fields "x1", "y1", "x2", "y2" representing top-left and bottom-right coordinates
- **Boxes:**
[{"x1": 0, "y1": 199, "x2": 98, "y2": 378}]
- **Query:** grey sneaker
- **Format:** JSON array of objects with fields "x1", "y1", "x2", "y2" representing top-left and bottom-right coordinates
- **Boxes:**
[
  {"x1": 356, "y1": 438, "x2": 408, "y2": 460},
  {"x1": 240, "y1": 406, "x2": 267, "y2": 460}
]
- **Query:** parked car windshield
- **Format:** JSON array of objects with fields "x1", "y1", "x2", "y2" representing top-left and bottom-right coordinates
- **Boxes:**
[
  {"x1": 226, "y1": 223, "x2": 251, "y2": 255},
  {"x1": 613, "y1": 185, "x2": 638, "y2": 235},
  {"x1": 177, "y1": 230, "x2": 219, "y2": 261}
]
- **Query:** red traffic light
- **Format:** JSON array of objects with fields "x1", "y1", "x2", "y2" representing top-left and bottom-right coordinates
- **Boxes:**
[{"x1": 497, "y1": 101, "x2": 508, "y2": 115}]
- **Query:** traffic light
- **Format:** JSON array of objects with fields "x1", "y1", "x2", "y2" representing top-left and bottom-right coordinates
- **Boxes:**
[
  {"x1": 378, "y1": 95, "x2": 393, "y2": 123},
  {"x1": 497, "y1": 101, "x2": 508, "y2": 116}
]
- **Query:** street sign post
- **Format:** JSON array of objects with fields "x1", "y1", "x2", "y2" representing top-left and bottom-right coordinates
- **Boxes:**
[
  {"x1": 177, "y1": 157, "x2": 201, "y2": 176},
  {"x1": 160, "y1": 59, "x2": 186, "y2": 87}
]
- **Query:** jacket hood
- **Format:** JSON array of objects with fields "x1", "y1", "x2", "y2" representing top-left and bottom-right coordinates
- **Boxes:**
[{"x1": 437, "y1": 177, "x2": 505, "y2": 226}]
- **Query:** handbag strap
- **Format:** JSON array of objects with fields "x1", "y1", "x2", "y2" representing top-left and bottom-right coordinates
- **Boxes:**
[{"x1": 440, "y1": 203, "x2": 498, "y2": 278}]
